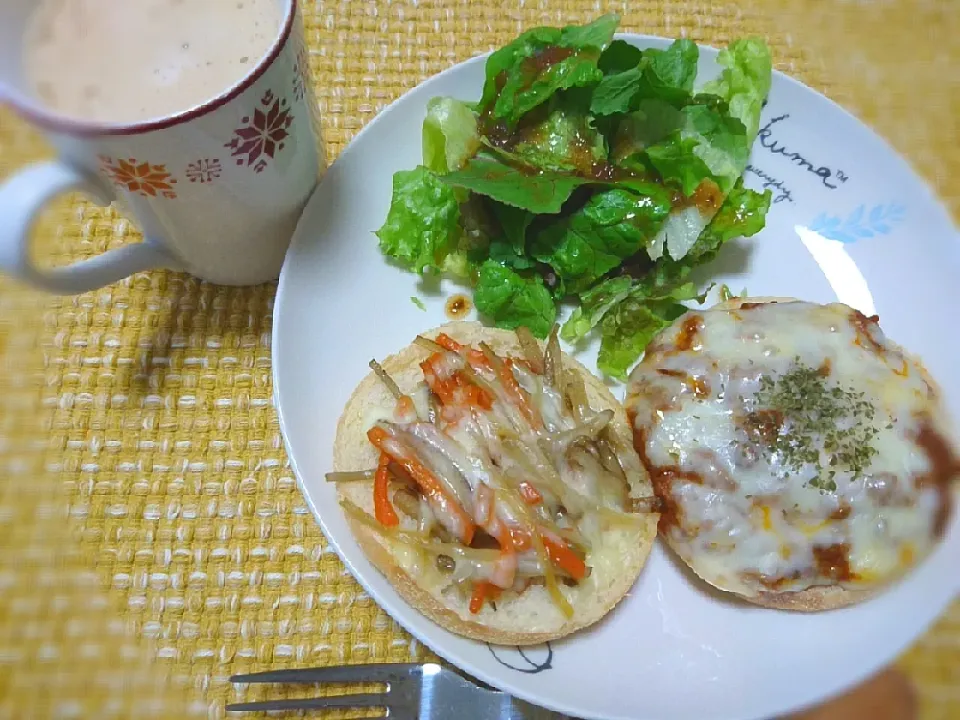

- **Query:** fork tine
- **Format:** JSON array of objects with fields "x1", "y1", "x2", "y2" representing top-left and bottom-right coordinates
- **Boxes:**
[
  {"x1": 230, "y1": 662, "x2": 422, "y2": 685},
  {"x1": 225, "y1": 693, "x2": 388, "y2": 713}
]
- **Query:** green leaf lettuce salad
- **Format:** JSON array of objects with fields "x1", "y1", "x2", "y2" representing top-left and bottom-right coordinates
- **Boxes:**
[{"x1": 376, "y1": 15, "x2": 773, "y2": 379}]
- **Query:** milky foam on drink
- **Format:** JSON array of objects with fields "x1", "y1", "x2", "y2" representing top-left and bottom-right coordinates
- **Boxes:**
[{"x1": 24, "y1": 0, "x2": 282, "y2": 124}]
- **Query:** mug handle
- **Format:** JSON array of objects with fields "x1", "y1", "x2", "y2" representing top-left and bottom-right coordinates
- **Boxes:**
[{"x1": 0, "y1": 161, "x2": 177, "y2": 294}]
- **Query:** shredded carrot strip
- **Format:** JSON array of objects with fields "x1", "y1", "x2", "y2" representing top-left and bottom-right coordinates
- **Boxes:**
[
  {"x1": 419, "y1": 354, "x2": 455, "y2": 403},
  {"x1": 434, "y1": 334, "x2": 491, "y2": 370},
  {"x1": 469, "y1": 581, "x2": 501, "y2": 614},
  {"x1": 454, "y1": 383, "x2": 493, "y2": 410},
  {"x1": 531, "y1": 530, "x2": 573, "y2": 618},
  {"x1": 517, "y1": 481, "x2": 543, "y2": 505},
  {"x1": 373, "y1": 452, "x2": 399, "y2": 527},
  {"x1": 421, "y1": 353, "x2": 492, "y2": 409},
  {"x1": 472, "y1": 488, "x2": 519, "y2": 592},
  {"x1": 367, "y1": 426, "x2": 475, "y2": 544},
  {"x1": 433, "y1": 333, "x2": 463, "y2": 352},
  {"x1": 394, "y1": 395, "x2": 415, "y2": 418},
  {"x1": 465, "y1": 348, "x2": 492, "y2": 370},
  {"x1": 434, "y1": 334, "x2": 470, "y2": 363},
  {"x1": 542, "y1": 534, "x2": 587, "y2": 581},
  {"x1": 509, "y1": 527, "x2": 532, "y2": 552}
]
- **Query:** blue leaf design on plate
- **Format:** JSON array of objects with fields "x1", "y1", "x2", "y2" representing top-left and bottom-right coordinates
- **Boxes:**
[
  {"x1": 809, "y1": 213, "x2": 838, "y2": 233},
  {"x1": 848, "y1": 205, "x2": 865, "y2": 227},
  {"x1": 808, "y1": 203, "x2": 907, "y2": 244}
]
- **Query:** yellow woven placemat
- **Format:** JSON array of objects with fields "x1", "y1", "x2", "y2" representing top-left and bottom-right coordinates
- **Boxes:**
[{"x1": 0, "y1": 1, "x2": 957, "y2": 718}]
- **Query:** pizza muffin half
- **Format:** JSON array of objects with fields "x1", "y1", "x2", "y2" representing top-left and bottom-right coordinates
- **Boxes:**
[
  {"x1": 331, "y1": 321, "x2": 659, "y2": 644},
  {"x1": 626, "y1": 298, "x2": 957, "y2": 610}
]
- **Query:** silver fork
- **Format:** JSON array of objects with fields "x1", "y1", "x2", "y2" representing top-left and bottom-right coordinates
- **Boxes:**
[{"x1": 227, "y1": 662, "x2": 574, "y2": 719}]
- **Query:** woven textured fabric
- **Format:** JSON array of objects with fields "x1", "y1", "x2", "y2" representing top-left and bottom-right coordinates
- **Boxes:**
[{"x1": 0, "y1": 1, "x2": 957, "y2": 718}]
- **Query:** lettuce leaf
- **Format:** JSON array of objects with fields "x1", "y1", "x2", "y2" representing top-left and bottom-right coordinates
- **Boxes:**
[
  {"x1": 646, "y1": 205, "x2": 713, "y2": 262},
  {"x1": 701, "y1": 37, "x2": 772, "y2": 139},
  {"x1": 597, "y1": 292, "x2": 691, "y2": 379},
  {"x1": 560, "y1": 275, "x2": 635, "y2": 342},
  {"x1": 592, "y1": 38, "x2": 700, "y2": 120},
  {"x1": 474, "y1": 260, "x2": 557, "y2": 338},
  {"x1": 647, "y1": 181, "x2": 772, "y2": 281},
  {"x1": 479, "y1": 15, "x2": 619, "y2": 128},
  {"x1": 564, "y1": 184, "x2": 769, "y2": 378},
  {"x1": 684, "y1": 181, "x2": 772, "y2": 263},
  {"x1": 679, "y1": 104, "x2": 751, "y2": 191},
  {"x1": 612, "y1": 99, "x2": 749, "y2": 198},
  {"x1": 560, "y1": 269, "x2": 704, "y2": 372},
  {"x1": 492, "y1": 56, "x2": 603, "y2": 129},
  {"x1": 422, "y1": 97, "x2": 482, "y2": 173},
  {"x1": 644, "y1": 137, "x2": 714, "y2": 198},
  {"x1": 558, "y1": 14, "x2": 621, "y2": 48},
  {"x1": 479, "y1": 27, "x2": 560, "y2": 111},
  {"x1": 597, "y1": 277, "x2": 708, "y2": 379},
  {"x1": 442, "y1": 196, "x2": 498, "y2": 280},
  {"x1": 376, "y1": 167, "x2": 461, "y2": 274},
  {"x1": 590, "y1": 65, "x2": 643, "y2": 117},
  {"x1": 376, "y1": 24, "x2": 774, "y2": 381},
  {"x1": 613, "y1": 35, "x2": 771, "y2": 195},
  {"x1": 531, "y1": 187, "x2": 671, "y2": 293},
  {"x1": 611, "y1": 98, "x2": 684, "y2": 164},
  {"x1": 512, "y1": 93, "x2": 607, "y2": 172},
  {"x1": 619, "y1": 104, "x2": 761, "y2": 262},
  {"x1": 488, "y1": 201, "x2": 536, "y2": 269},
  {"x1": 598, "y1": 39, "x2": 643, "y2": 75},
  {"x1": 440, "y1": 153, "x2": 591, "y2": 214},
  {"x1": 636, "y1": 39, "x2": 699, "y2": 106},
  {"x1": 645, "y1": 103, "x2": 750, "y2": 196}
]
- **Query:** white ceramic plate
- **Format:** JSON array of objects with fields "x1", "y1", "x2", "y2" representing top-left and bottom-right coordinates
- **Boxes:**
[{"x1": 273, "y1": 35, "x2": 960, "y2": 720}]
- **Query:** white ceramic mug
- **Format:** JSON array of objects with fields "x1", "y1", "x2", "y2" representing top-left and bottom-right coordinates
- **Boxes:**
[{"x1": 0, "y1": 0, "x2": 324, "y2": 293}]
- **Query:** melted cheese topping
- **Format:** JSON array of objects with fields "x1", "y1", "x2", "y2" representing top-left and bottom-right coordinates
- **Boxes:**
[
  {"x1": 626, "y1": 300, "x2": 953, "y2": 596},
  {"x1": 356, "y1": 338, "x2": 651, "y2": 612}
]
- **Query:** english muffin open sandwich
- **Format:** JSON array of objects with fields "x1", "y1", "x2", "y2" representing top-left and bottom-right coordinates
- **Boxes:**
[
  {"x1": 331, "y1": 321, "x2": 659, "y2": 644},
  {"x1": 626, "y1": 297, "x2": 958, "y2": 611}
]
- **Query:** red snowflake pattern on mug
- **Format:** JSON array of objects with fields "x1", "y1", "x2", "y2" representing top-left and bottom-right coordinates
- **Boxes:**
[
  {"x1": 99, "y1": 156, "x2": 178, "y2": 198},
  {"x1": 292, "y1": 45, "x2": 309, "y2": 101},
  {"x1": 186, "y1": 158, "x2": 223, "y2": 184},
  {"x1": 224, "y1": 89, "x2": 294, "y2": 173}
]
